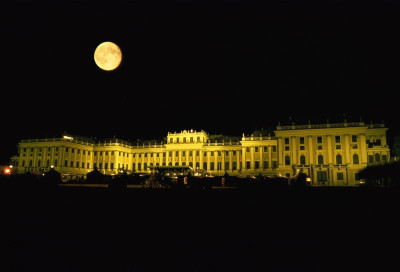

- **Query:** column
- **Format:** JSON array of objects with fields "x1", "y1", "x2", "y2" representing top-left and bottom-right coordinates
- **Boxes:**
[
  {"x1": 327, "y1": 135, "x2": 332, "y2": 165},
  {"x1": 222, "y1": 150, "x2": 225, "y2": 172},
  {"x1": 237, "y1": 150, "x2": 241, "y2": 171},
  {"x1": 308, "y1": 136, "x2": 313, "y2": 165},
  {"x1": 292, "y1": 136, "x2": 297, "y2": 165},
  {"x1": 250, "y1": 147, "x2": 255, "y2": 171},
  {"x1": 359, "y1": 133, "x2": 368, "y2": 164},
  {"x1": 242, "y1": 147, "x2": 246, "y2": 171},
  {"x1": 229, "y1": 150, "x2": 233, "y2": 172},
  {"x1": 344, "y1": 134, "x2": 351, "y2": 164},
  {"x1": 207, "y1": 151, "x2": 211, "y2": 172},
  {"x1": 268, "y1": 145, "x2": 272, "y2": 169},
  {"x1": 277, "y1": 137, "x2": 283, "y2": 166},
  {"x1": 200, "y1": 149, "x2": 204, "y2": 170}
]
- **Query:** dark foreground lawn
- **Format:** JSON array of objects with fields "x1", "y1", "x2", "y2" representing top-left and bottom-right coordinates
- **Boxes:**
[{"x1": 1, "y1": 186, "x2": 400, "y2": 272}]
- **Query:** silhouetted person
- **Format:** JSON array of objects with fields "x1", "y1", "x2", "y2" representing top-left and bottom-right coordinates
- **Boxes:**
[
  {"x1": 43, "y1": 168, "x2": 62, "y2": 188},
  {"x1": 86, "y1": 167, "x2": 104, "y2": 184}
]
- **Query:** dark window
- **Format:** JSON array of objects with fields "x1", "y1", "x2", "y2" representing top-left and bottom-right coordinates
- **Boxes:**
[
  {"x1": 336, "y1": 154, "x2": 342, "y2": 165},
  {"x1": 300, "y1": 155, "x2": 306, "y2": 165},
  {"x1": 246, "y1": 161, "x2": 251, "y2": 169},
  {"x1": 284, "y1": 138, "x2": 289, "y2": 145},
  {"x1": 352, "y1": 135, "x2": 358, "y2": 142},
  {"x1": 255, "y1": 161, "x2": 259, "y2": 169},
  {"x1": 317, "y1": 137, "x2": 322, "y2": 144},
  {"x1": 317, "y1": 171, "x2": 327, "y2": 182},
  {"x1": 232, "y1": 161, "x2": 237, "y2": 170},
  {"x1": 225, "y1": 162, "x2": 229, "y2": 170},
  {"x1": 263, "y1": 161, "x2": 268, "y2": 169},
  {"x1": 203, "y1": 162, "x2": 207, "y2": 170},
  {"x1": 272, "y1": 146, "x2": 276, "y2": 152},
  {"x1": 375, "y1": 153, "x2": 381, "y2": 162},
  {"x1": 368, "y1": 155, "x2": 374, "y2": 163},
  {"x1": 285, "y1": 156, "x2": 290, "y2": 165},
  {"x1": 300, "y1": 137, "x2": 305, "y2": 145},
  {"x1": 353, "y1": 154, "x2": 359, "y2": 164},
  {"x1": 254, "y1": 147, "x2": 259, "y2": 153},
  {"x1": 318, "y1": 155, "x2": 324, "y2": 165},
  {"x1": 335, "y1": 136, "x2": 341, "y2": 143},
  {"x1": 337, "y1": 172, "x2": 344, "y2": 180}
]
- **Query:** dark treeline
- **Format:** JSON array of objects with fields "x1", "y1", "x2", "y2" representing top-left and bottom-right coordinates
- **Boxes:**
[{"x1": 358, "y1": 161, "x2": 400, "y2": 187}]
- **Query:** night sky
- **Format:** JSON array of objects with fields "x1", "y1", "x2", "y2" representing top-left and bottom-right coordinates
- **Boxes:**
[{"x1": 2, "y1": 0, "x2": 400, "y2": 163}]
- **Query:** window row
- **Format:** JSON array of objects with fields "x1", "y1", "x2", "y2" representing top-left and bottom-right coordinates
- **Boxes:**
[
  {"x1": 284, "y1": 154, "x2": 362, "y2": 166},
  {"x1": 284, "y1": 135, "x2": 359, "y2": 145},
  {"x1": 245, "y1": 146, "x2": 277, "y2": 153},
  {"x1": 169, "y1": 136, "x2": 205, "y2": 143}
]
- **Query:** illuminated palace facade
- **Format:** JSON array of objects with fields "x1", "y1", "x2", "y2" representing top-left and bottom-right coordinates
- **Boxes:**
[{"x1": 10, "y1": 121, "x2": 390, "y2": 185}]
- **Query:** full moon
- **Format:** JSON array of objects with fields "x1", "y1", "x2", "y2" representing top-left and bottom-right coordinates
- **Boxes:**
[{"x1": 94, "y1": 41, "x2": 122, "y2": 71}]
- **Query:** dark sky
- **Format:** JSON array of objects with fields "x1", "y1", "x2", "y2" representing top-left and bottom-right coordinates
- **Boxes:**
[{"x1": 1, "y1": 0, "x2": 400, "y2": 163}]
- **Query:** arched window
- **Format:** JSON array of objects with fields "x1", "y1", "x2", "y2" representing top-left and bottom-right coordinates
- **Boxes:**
[
  {"x1": 189, "y1": 162, "x2": 193, "y2": 168},
  {"x1": 175, "y1": 162, "x2": 179, "y2": 166},
  {"x1": 300, "y1": 155, "x2": 306, "y2": 165},
  {"x1": 210, "y1": 162, "x2": 215, "y2": 170},
  {"x1": 203, "y1": 162, "x2": 207, "y2": 170},
  {"x1": 182, "y1": 162, "x2": 186, "y2": 166},
  {"x1": 156, "y1": 163, "x2": 159, "y2": 166},
  {"x1": 285, "y1": 156, "x2": 290, "y2": 166},
  {"x1": 318, "y1": 155, "x2": 324, "y2": 165},
  {"x1": 37, "y1": 160, "x2": 41, "y2": 167},
  {"x1": 168, "y1": 162, "x2": 172, "y2": 166},
  {"x1": 336, "y1": 154, "x2": 342, "y2": 165},
  {"x1": 375, "y1": 153, "x2": 381, "y2": 162},
  {"x1": 353, "y1": 154, "x2": 359, "y2": 164},
  {"x1": 195, "y1": 162, "x2": 200, "y2": 169}
]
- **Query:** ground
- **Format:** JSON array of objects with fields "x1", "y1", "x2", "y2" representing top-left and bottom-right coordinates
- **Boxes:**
[{"x1": 1, "y1": 186, "x2": 400, "y2": 271}]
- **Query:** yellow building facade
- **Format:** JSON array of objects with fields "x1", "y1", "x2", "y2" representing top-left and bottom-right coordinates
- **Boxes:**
[{"x1": 10, "y1": 122, "x2": 390, "y2": 185}]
